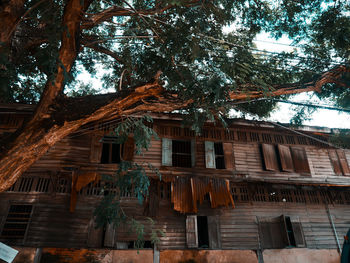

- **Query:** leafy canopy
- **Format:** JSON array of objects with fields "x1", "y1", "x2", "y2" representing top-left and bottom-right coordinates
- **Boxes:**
[{"x1": 1, "y1": 0, "x2": 349, "y2": 122}]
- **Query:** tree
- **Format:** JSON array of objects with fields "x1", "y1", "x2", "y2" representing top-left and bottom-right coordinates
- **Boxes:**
[{"x1": 0, "y1": 0, "x2": 350, "y2": 192}]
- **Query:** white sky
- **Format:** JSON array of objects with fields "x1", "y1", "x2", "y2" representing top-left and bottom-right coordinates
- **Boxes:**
[
  {"x1": 253, "y1": 33, "x2": 350, "y2": 129},
  {"x1": 76, "y1": 32, "x2": 350, "y2": 129}
]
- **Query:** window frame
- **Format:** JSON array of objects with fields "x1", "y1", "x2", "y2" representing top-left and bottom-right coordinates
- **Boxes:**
[
  {"x1": 258, "y1": 215, "x2": 305, "y2": 249},
  {"x1": 260, "y1": 143, "x2": 310, "y2": 175},
  {"x1": 329, "y1": 149, "x2": 350, "y2": 176},
  {"x1": 186, "y1": 215, "x2": 221, "y2": 249},
  {"x1": 0, "y1": 202, "x2": 34, "y2": 245},
  {"x1": 162, "y1": 138, "x2": 195, "y2": 168},
  {"x1": 204, "y1": 141, "x2": 234, "y2": 170}
]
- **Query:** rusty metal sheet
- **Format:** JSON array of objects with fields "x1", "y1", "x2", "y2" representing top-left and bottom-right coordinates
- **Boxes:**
[{"x1": 171, "y1": 177, "x2": 235, "y2": 213}]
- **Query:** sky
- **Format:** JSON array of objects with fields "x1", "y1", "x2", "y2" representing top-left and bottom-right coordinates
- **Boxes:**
[
  {"x1": 253, "y1": 33, "x2": 350, "y2": 129},
  {"x1": 76, "y1": 32, "x2": 350, "y2": 129}
]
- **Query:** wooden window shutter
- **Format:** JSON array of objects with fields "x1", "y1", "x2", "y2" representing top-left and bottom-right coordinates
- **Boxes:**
[
  {"x1": 279, "y1": 215, "x2": 291, "y2": 246},
  {"x1": 337, "y1": 150, "x2": 350, "y2": 176},
  {"x1": 291, "y1": 222, "x2": 305, "y2": 247},
  {"x1": 104, "y1": 223, "x2": 116, "y2": 247},
  {"x1": 207, "y1": 215, "x2": 221, "y2": 249},
  {"x1": 204, "y1": 141, "x2": 215, "y2": 168},
  {"x1": 258, "y1": 221, "x2": 273, "y2": 249},
  {"x1": 329, "y1": 149, "x2": 342, "y2": 175},
  {"x1": 87, "y1": 218, "x2": 103, "y2": 248},
  {"x1": 278, "y1": 145, "x2": 294, "y2": 172},
  {"x1": 191, "y1": 139, "x2": 196, "y2": 168},
  {"x1": 291, "y1": 147, "x2": 310, "y2": 174},
  {"x1": 162, "y1": 138, "x2": 172, "y2": 166},
  {"x1": 261, "y1": 144, "x2": 279, "y2": 171},
  {"x1": 122, "y1": 136, "x2": 135, "y2": 161},
  {"x1": 223, "y1": 142, "x2": 234, "y2": 170},
  {"x1": 90, "y1": 135, "x2": 103, "y2": 163},
  {"x1": 186, "y1": 215, "x2": 198, "y2": 248}
]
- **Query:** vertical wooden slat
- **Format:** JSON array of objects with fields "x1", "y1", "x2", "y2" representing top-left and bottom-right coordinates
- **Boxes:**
[
  {"x1": 291, "y1": 147, "x2": 310, "y2": 174},
  {"x1": 207, "y1": 215, "x2": 221, "y2": 249},
  {"x1": 162, "y1": 138, "x2": 172, "y2": 166},
  {"x1": 104, "y1": 223, "x2": 115, "y2": 247},
  {"x1": 337, "y1": 150, "x2": 350, "y2": 176},
  {"x1": 291, "y1": 222, "x2": 306, "y2": 247},
  {"x1": 87, "y1": 218, "x2": 103, "y2": 248},
  {"x1": 329, "y1": 149, "x2": 342, "y2": 175},
  {"x1": 278, "y1": 144, "x2": 294, "y2": 172},
  {"x1": 204, "y1": 141, "x2": 215, "y2": 168},
  {"x1": 89, "y1": 135, "x2": 103, "y2": 163},
  {"x1": 186, "y1": 215, "x2": 198, "y2": 248},
  {"x1": 223, "y1": 142, "x2": 234, "y2": 170},
  {"x1": 122, "y1": 136, "x2": 135, "y2": 161},
  {"x1": 191, "y1": 139, "x2": 196, "y2": 168},
  {"x1": 259, "y1": 221, "x2": 273, "y2": 249},
  {"x1": 279, "y1": 215, "x2": 290, "y2": 246},
  {"x1": 190, "y1": 178, "x2": 197, "y2": 213},
  {"x1": 261, "y1": 144, "x2": 279, "y2": 171}
]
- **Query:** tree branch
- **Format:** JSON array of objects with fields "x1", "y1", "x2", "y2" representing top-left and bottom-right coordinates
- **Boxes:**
[
  {"x1": 229, "y1": 64, "x2": 350, "y2": 100},
  {"x1": 0, "y1": 74, "x2": 191, "y2": 192},
  {"x1": 81, "y1": 1, "x2": 202, "y2": 29},
  {"x1": 30, "y1": 0, "x2": 90, "y2": 123},
  {"x1": 81, "y1": 40, "x2": 124, "y2": 63}
]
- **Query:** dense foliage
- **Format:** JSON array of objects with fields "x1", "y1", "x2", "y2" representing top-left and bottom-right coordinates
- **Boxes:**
[{"x1": 1, "y1": 0, "x2": 349, "y2": 119}]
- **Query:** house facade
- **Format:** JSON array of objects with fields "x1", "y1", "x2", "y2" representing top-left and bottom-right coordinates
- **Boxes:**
[{"x1": 0, "y1": 103, "x2": 349, "y2": 263}]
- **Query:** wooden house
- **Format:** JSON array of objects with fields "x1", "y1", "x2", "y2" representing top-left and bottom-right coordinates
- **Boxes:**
[{"x1": 0, "y1": 103, "x2": 350, "y2": 263}]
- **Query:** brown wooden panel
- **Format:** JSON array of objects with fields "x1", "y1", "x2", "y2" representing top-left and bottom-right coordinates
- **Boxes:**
[
  {"x1": 104, "y1": 223, "x2": 115, "y2": 247},
  {"x1": 337, "y1": 150, "x2": 350, "y2": 176},
  {"x1": 279, "y1": 215, "x2": 290, "y2": 246},
  {"x1": 123, "y1": 136, "x2": 135, "y2": 161},
  {"x1": 89, "y1": 135, "x2": 103, "y2": 163},
  {"x1": 261, "y1": 144, "x2": 279, "y2": 171},
  {"x1": 328, "y1": 149, "x2": 342, "y2": 175},
  {"x1": 87, "y1": 218, "x2": 103, "y2": 248},
  {"x1": 278, "y1": 145, "x2": 294, "y2": 172},
  {"x1": 223, "y1": 142, "x2": 234, "y2": 170},
  {"x1": 291, "y1": 222, "x2": 306, "y2": 247},
  {"x1": 291, "y1": 147, "x2": 310, "y2": 174},
  {"x1": 186, "y1": 215, "x2": 198, "y2": 248},
  {"x1": 207, "y1": 215, "x2": 221, "y2": 249},
  {"x1": 259, "y1": 221, "x2": 273, "y2": 249}
]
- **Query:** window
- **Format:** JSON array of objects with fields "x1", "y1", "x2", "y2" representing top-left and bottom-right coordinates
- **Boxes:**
[
  {"x1": 204, "y1": 141, "x2": 234, "y2": 170},
  {"x1": 329, "y1": 149, "x2": 350, "y2": 176},
  {"x1": 162, "y1": 138, "x2": 195, "y2": 167},
  {"x1": 89, "y1": 135, "x2": 134, "y2": 164},
  {"x1": 1, "y1": 204, "x2": 33, "y2": 240},
  {"x1": 260, "y1": 143, "x2": 310, "y2": 174},
  {"x1": 186, "y1": 215, "x2": 221, "y2": 249},
  {"x1": 101, "y1": 141, "x2": 122, "y2": 164},
  {"x1": 258, "y1": 215, "x2": 305, "y2": 249}
]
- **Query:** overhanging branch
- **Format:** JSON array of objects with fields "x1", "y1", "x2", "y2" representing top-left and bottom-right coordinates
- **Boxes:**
[{"x1": 229, "y1": 64, "x2": 350, "y2": 100}]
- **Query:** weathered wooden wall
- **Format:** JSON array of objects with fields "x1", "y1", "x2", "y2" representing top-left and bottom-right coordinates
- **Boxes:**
[
  {"x1": 1, "y1": 188, "x2": 349, "y2": 251},
  {"x1": 1, "y1": 118, "x2": 350, "y2": 254}
]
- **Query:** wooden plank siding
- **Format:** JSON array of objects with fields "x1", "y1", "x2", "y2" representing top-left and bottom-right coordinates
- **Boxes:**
[
  {"x1": 2, "y1": 118, "x2": 350, "y2": 252},
  {"x1": 0, "y1": 190, "x2": 349, "y2": 250}
]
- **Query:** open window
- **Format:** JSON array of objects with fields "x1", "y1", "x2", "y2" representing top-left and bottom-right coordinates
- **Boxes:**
[
  {"x1": 329, "y1": 149, "x2": 350, "y2": 176},
  {"x1": 261, "y1": 143, "x2": 310, "y2": 174},
  {"x1": 1, "y1": 204, "x2": 33, "y2": 241},
  {"x1": 162, "y1": 138, "x2": 195, "y2": 168},
  {"x1": 186, "y1": 215, "x2": 221, "y2": 249},
  {"x1": 90, "y1": 135, "x2": 134, "y2": 164},
  {"x1": 258, "y1": 215, "x2": 305, "y2": 249},
  {"x1": 204, "y1": 141, "x2": 234, "y2": 170}
]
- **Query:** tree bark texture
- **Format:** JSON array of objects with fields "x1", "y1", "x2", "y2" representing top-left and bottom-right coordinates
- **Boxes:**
[{"x1": 0, "y1": 81, "x2": 189, "y2": 192}]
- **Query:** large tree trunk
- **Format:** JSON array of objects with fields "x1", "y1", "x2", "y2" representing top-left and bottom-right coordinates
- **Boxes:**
[
  {"x1": 0, "y1": 0, "x2": 25, "y2": 49},
  {"x1": 0, "y1": 81, "x2": 189, "y2": 192}
]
